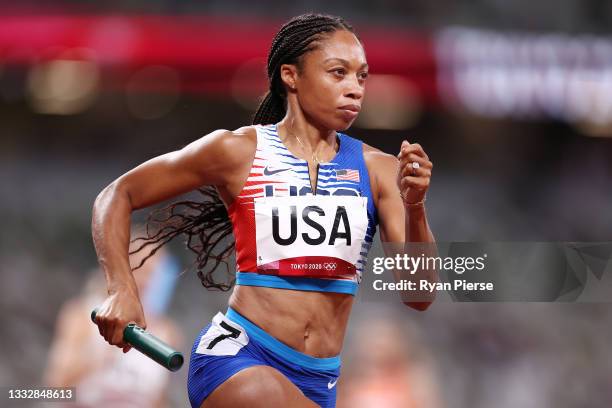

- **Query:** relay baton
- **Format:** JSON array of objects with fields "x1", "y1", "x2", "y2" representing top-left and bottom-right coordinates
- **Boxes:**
[{"x1": 90, "y1": 308, "x2": 183, "y2": 372}]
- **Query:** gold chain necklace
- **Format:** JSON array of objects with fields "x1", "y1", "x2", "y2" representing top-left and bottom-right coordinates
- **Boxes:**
[{"x1": 286, "y1": 129, "x2": 336, "y2": 165}]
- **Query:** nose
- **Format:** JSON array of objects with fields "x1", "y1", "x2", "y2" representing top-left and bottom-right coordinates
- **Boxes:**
[{"x1": 344, "y1": 76, "x2": 364, "y2": 100}]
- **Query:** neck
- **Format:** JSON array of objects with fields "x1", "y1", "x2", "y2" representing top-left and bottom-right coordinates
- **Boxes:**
[{"x1": 277, "y1": 105, "x2": 338, "y2": 161}]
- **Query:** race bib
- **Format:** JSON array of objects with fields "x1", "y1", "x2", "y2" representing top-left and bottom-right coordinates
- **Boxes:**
[
  {"x1": 254, "y1": 195, "x2": 368, "y2": 277},
  {"x1": 195, "y1": 312, "x2": 249, "y2": 356}
]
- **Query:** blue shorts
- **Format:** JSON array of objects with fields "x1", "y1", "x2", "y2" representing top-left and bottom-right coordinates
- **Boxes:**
[{"x1": 187, "y1": 307, "x2": 341, "y2": 408}]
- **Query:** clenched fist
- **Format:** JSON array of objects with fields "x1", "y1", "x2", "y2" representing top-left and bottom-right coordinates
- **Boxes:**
[
  {"x1": 94, "y1": 289, "x2": 146, "y2": 353},
  {"x1": 397, "y1": 140, "x2": 433, "y2": 206}
]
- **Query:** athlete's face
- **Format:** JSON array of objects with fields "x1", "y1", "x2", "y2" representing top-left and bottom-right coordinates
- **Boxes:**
[{"x1": 291, "y1": 30, "x2": 368, "y2": 131}]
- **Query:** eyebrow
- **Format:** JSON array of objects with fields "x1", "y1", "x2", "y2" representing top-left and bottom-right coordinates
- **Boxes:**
[{"x1": 323, "y1": 58, "x2": 369, "y2": 69}]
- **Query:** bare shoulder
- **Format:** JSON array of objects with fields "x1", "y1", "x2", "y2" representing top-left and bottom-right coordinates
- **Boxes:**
[
  {"x1": 230, "y1": 124, "x2": 258, "y2": 143},
  {"x1": 178, "y1": 125, "x2": 257, "y2": 179},
  {"x1": 201, "y1": 125, "x2": 257, "y2": 163},
  {"x1": 362, "y1": 142, "x2": 399, "y2": 172},
  {"x1": 361, "y1": 142, "x2": 399, "y2": 200},
  {"x1": 112, "y1": 125, "x2": 259, "y2": 209},
  {"x1": 195, "y1": 125, "x2": 257, "y2": 196}
]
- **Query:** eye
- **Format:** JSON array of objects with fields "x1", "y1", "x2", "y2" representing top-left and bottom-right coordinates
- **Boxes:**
[
  {"x1": 331, "y1": 68, "x2": 346, "y2": 77},
  {"x1": 358, "y1": 71, "x2": 369, "y2": 80}
]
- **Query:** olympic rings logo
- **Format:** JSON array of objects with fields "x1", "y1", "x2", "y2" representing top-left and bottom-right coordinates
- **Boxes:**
[{"x1": 323, "y1": 263, "x2": 337, "y2": 271}]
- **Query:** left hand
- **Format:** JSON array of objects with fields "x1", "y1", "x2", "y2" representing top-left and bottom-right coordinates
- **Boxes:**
[{"x1": 396, "y1": 140, "x2": 433, "y2": 205}]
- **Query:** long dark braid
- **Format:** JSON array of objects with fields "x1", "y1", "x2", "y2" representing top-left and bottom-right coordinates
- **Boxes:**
[
  {"x1": 253, "y1": 13, "x2": 355, "y2": 124},
  {"x1": 130, "y1": 186, "x2": 236, "y2": 291},
  {"x1": 131, "y1": 13, "x2": 356, "y2": 291}
]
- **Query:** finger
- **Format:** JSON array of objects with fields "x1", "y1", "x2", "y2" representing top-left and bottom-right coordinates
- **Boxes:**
[
  {"x1": 399, "y1": 154, "x2": 432, "y2": 169},
  {"x1": 103, "y1": 319, "x2": 114, "y2": 344},
  {"x1": 400, "y1": 176, "x2": 429, "y2": 190},
  {"x1": 102, "y1": 319, "x2": 114, "y2": 344},
  {"x1": 397, "y1": 142, "x2": 408, "y2": 158},
  {"x1": 122, "y1": 345, "x2": 132, "y2": 354},
  {"x1": 406, "y1": 143, "x2": 428, "y2": 160},
  {"x1": 109, "y1": 321, "x2": 125, "y2": 346},
  {"x1": 127, "y1": 319, "x2": 146, "y2": 331},
  {"x1": 97, "y1": 312, "x2": 113, "y2": 342},
  {"x1": 96, "y1": 317, "x2": 105, "y2": 338},
  {"x1": 399, "y1": 160, "x2": 432, "y2": 179},
  {"x1": 399, "y1": 142, "x2": 429, "y2": 161},
  {"x1": 401, "y1": 165, "x2": 431, "y2": 179},
  {"x1": 403, "y1": 153, "x2": 432, "y2": 167},
  {"x1": 397, "y1": 140, "x2": 411, "y2": 158}
]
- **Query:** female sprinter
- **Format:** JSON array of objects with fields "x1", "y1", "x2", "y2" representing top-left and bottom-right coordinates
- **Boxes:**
[{"x1": 92, "y1": 13, "x2": 435, "y2": 408}]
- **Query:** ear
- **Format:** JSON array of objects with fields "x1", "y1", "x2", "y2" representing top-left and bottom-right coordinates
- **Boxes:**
[{"x1": 279, "y1": 63, "x2": 299, "y2": 92}]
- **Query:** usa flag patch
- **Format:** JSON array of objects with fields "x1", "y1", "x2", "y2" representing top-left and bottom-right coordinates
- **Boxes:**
[{"x1": 335, "y1": 169, "x2": 360, "y2": 182}]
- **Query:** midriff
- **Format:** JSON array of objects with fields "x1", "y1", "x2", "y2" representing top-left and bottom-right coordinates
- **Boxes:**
[{"x1": 228, "y1": 284, "x2": 354, "y2": 357}]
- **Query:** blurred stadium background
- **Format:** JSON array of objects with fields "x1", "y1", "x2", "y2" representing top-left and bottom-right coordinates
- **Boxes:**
[{"x1": 1, "y1": 1, "x2": 611, "y2": 407}]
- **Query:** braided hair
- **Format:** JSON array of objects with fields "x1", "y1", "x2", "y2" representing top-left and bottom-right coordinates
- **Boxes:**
[
  {"x1": 253, "y1": 13, "x2": 355, "y2": 125},
  {"x1": 131, "y1": 13, "x2": 356, "y2": 291}
]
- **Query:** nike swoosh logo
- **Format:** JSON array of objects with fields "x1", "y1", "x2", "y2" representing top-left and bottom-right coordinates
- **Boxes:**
[
  {"x1": 327, "y1": 379, "x2": 338, "y2": 389},
  {"x1": 263, "y1": 166, "x2": 290, "y2": 176}
]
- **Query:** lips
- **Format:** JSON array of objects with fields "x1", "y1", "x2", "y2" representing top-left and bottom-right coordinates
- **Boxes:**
[
  {"x1": 338, "y1": 104, "x2": 361, "y2": 113},
  {"x1": 338, "y1": 104, "x2": 360, "y2": 121}
]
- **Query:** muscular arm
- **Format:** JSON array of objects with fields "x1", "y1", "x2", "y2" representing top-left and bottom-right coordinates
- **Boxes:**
[
  {"x1": 91, "y1": 127, "x2": 255, "y2": 348},
  {"x1": 365, "y1": 146, "x2": 436, "y2": 311},
  {"x1": 368, "y1": 150, "x2": 435, "y2": 244}
]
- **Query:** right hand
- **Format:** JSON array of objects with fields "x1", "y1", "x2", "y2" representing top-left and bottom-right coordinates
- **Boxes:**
[{"x1": 94, "y1": 289, "x2": 146, "y2": 354}]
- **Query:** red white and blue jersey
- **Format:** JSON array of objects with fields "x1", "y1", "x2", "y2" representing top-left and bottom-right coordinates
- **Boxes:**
[{"x1": 227, "y1": 124, "x2": 378, "y2": 295}]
